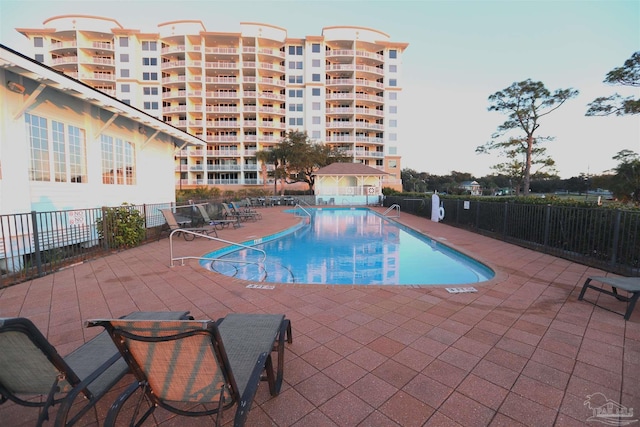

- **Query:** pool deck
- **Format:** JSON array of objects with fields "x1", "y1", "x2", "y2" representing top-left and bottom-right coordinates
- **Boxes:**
[{"x1": 0, "y1": 206, "x2": 638, "y2": 426}]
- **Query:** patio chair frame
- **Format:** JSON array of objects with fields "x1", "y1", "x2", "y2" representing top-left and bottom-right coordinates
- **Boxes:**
[
  {"x1": 87, "y1": 314, "x2": 291, "y2": 427},
  {"x1": 0, "y1": 311, "x2": 191, "y2": 427}
]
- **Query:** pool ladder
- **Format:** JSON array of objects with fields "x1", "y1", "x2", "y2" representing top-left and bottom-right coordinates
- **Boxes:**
[
  {"x1": 382, "y1": 204, "x2": 401, "y2": 218},
  {"x1": 167, "y1": 229, "x2": 269, "y2": 281}
]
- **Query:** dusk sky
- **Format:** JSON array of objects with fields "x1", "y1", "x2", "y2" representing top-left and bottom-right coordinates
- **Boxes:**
[{"x1": 1, "y1": 0, "x2": 638, "y2": 178}]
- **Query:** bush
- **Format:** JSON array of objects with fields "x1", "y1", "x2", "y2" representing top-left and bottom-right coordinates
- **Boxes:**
[{"x1": 96, "y1": 203, "x2": 146, "y2": 249}]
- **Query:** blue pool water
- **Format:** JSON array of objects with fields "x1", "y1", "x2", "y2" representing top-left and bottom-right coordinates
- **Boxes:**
[{"x1": 202, "y1": 208, "x2": 494, "y2": 286}]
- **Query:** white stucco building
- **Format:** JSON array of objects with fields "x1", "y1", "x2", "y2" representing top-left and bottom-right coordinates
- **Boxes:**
[{"x1": 0, "y1": 43, "x2": 203, "y2": 214}]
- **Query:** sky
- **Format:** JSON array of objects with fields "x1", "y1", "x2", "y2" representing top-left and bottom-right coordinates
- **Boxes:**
[{"x1": 1, "y1": 0, "x2": 639, "y2": 179}]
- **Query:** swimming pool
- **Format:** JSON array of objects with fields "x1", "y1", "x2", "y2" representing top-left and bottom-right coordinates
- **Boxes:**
[{"x1": 202, "y1": 208, "x2": 494, "y2": 286}]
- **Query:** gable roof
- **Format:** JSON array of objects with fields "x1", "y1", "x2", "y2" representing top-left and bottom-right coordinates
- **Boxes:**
[
  {"x1": 313, "y1": 162, "x2": 388, "y2": 176},
  {"x1": 0, "y1": 43, "x2": 203, "y2": 148}
]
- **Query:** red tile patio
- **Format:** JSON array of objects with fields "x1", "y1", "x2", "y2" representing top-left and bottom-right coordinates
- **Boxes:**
[{"x1": 0, "y1": 207, "x2": 638, "y2": 426}]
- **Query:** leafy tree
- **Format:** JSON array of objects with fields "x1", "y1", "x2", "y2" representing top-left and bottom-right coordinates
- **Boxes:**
[
  {"x1": 256, "y1": 130, "x2": 348, "y2": 194},
  {"x1": 478, "y1": 79, "x2": 578, "y2": 195},
  {"x1": 586, "y1": 51, "x2": 640, "y2": 116},
  {"x1": 610, "y1": 150, "x2": 640, "y2": 202}
]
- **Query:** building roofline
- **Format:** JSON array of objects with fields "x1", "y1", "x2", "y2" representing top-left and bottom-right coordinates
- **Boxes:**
[{"x1": 0, "y1": 43, "x2": 204, "y2": 148}]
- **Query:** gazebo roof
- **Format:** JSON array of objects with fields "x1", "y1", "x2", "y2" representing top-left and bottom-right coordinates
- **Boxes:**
[{"x1": 313, "y1": 163, "x2": 388, "y2": 176}]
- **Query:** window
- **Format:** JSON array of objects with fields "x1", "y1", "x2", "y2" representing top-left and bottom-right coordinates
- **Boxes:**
[
  {"x1": 296, "y1": 118, "x2": 303, "y2": 126},
  {"x1": 295, "y1": 61, "x2": 303, "y2": 69},
  {"x1": 288, "y1": 61, "x2": 296, "y2": 69},
  {"x1": 389, "y1": 79, "x2": 397, "y2": 87},
  {"x1": 389, "y1": 160, "x2": 397, "y2": 168},
  {"x1": 288, "y1": 75, "x2": 303, "y2": 84},
  {"x1": 35, "y1": 54, "x2": 44, "y2": 62},
  {"x1": 389, "y1": 49, "x2": 397, "y2": 59},
  {"x1": 119, "y1": 37, "x2": 129, "y2": 47},
  {"x1": 389, "y1": 106, "x2": 397, "y2": 114},
  {"x1": 25, "y1": 113, "x2": 87, "y2": 183},
  {"x1": 312, "y1": 130, "x2": 321, "y2": 139},
  {"x1": 312, "y1": 43, "x2": 320, "y2": 53},
  {"x1": 312, "y1": 74, "x2": 320, "y2": 82},
  {"x1": 288, "y1": 46, "x2": 303, "y2": 55},
  {"x1": 120, "y1": 53, "x2": 129, "y2": 62},
  {"x1": 34, "y1": 37, "x2": 44, "y2": 48},
  {"x1": 143, "y1": 87, "x2": 158, "y2": 95},
  {"x1": 143, "y1": 101, "x2": 159, "y2": 110},
  {"x1": 389, "y1": 120, "x2": 397, "y2": 127},
  {"x1": 312, "y1": 116, "x2": 321, "y2": 124},
  {"x1": 389, "y1": 133, "x2": 397, "y2": 141},
  {"x1": 120, "y1": 69, "x2": 130, "y2": 78},
  {"x1": 389, "y1": 92, "x2": 398, "y2": 100},
  {"x1": 142, "y1": 57, "x2": 157, "y2": 66},
  {"x1": 288, "y1": 89, "x2": 303, "y2": 98},
  {"x1": 312, "y1": 102, "x2": 321, "y2": 110},
  {"x1": 312, "y1": 59, "x2": 321, "y2": 67},
  {"x1": 389, "y1": 65, "x2": 397, "y2": 72},
  {"x1": 121, "y1": 84, "x2": 130, "y2": 93},
  {"x1": 101, "y1": 135, "x2": 135, "y2": 185},
  {"x1": 141, "y1": 41, "x2": 157, "y2": 51},
  {"x1": 312, "y1": 88, "x2": 321, "y2": 96},
  {"x1": 388, "y1": 146, "x2": 397, "y2": 155},
  {"x1": 143, "y1": 72, "x2": 158, "y2": 81}
]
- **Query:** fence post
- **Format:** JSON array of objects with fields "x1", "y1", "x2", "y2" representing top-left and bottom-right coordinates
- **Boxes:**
[
  {"x1": 101, "y1": 206, "x2": 110, "y2": 251},
  {"x1": 610, "y1": 210, "x2": 622, "y2": 268},
  {"x1": 30, "y1": 211, "x2": 43, "y2": 277},
  {"x1": 475, "y1": 201, "x2": 480, "y2": 230},
  {"x1": 543, "y1": 204, "x2": 551, "y2": 250},
  {"x1": 503, "y1": 202, "x2": 509, "y2": 240}
]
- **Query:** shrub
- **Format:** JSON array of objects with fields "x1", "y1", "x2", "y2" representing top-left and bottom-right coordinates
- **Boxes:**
[{"x1": 96, "y1": 203, "x2": 146, "y2": 249}]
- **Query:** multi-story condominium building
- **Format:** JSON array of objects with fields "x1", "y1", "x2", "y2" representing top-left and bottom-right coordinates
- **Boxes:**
[{"x1": 17, "y1": 16, "x2": 407, "y2": 191}]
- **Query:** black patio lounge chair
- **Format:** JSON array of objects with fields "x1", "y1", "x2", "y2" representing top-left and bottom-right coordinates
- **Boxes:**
[
  {"x1": 86, "y1": 313, "x2": 292, "y2": 427},
  {"x1": 578, "y1": 275, "x2": 640, "y2": 320},
  {"x1": 0, "y1": 311, "x2": 192, "y2": 427},
  {"x1": 195, "y1": 204, "x2": 241, "y2": 229},
  {"x1": 160, "y1": 208, "x2": 218, "y2": 240}
]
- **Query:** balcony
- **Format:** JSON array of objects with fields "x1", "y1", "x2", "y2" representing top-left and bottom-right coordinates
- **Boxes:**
[
  {"x1": 204, "y1": 61, "x2": 239, "y2": 70},
  {"x1": 161, "y1": 45, "x2": 186, "y2": 54},
  {"x1": 161, "y1": 60, "x2": 186, "y2": 70},
  {"x1": 50, "y1": 40, "x2": 78, "y2": 51},
  {"x1": 51, "y1": 56, "x2": 78, "y2": 65}
]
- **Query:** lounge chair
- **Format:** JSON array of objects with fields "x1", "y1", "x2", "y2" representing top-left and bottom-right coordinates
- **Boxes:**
[
  {"x1": 578, "y1": 275, "x2": 640, "y2": 320},
  {"x1": 0, "y1": 311, "x2": 192, "y2": 427},
  {"x1": 222, "y1": 203, "x2": 257, "y2": 222},
  {"x1": 86, "y1": 313, "x2": 292, "y2": 427},
  {"x1": 160, "y1": 208, "x2": 218, "y2": 240},
  {"x1": 195, "y1": 204, "x2": 241, "y2": 229},
  {"x1": 230, "y1": 201, "x2": 262, "y2": 220}
]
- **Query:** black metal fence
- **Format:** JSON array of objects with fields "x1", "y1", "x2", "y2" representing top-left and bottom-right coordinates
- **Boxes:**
[{"x1": 385, "y1": 196, "x2": 640, "y2": 277}]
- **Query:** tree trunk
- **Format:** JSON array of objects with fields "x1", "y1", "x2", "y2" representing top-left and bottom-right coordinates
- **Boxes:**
[{"x1": 524, "y1": 134, "x2": 534, "y2": 194}]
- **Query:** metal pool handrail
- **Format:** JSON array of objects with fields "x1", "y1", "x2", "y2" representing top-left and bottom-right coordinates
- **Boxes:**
[
  {"x1": 382, "y1": 204, "x2": 401, "y2": 218},
  {"x1": 168, "y1": 229, "x2": 268, "y2": 280},
  {"x1": 295, "y1": 204, "x2": 312, "y2": 219}
]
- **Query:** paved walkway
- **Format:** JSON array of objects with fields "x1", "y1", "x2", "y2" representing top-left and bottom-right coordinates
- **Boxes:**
[{"x1": 0, "y1": 206, "x2": 638, "y2": 426}]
